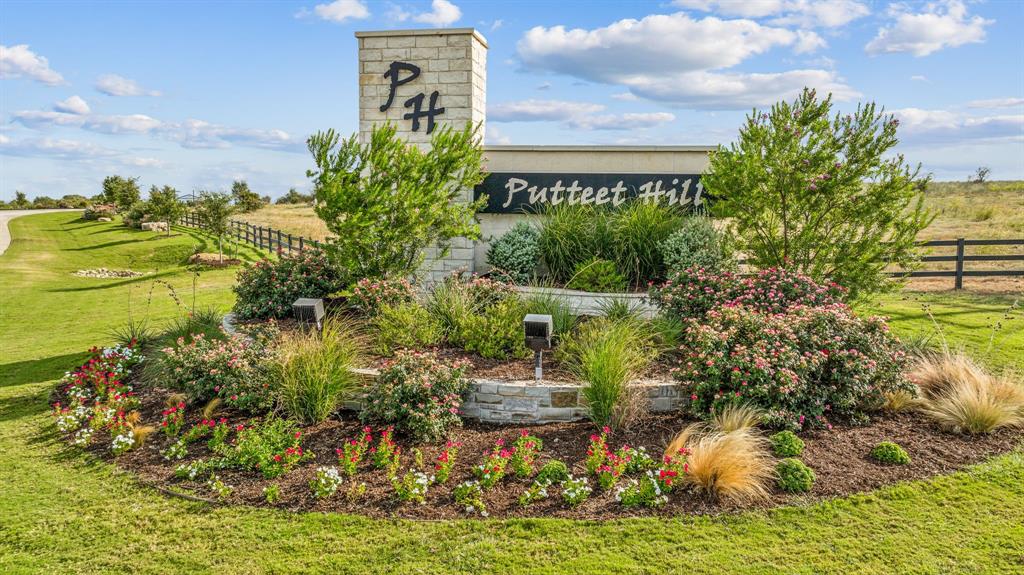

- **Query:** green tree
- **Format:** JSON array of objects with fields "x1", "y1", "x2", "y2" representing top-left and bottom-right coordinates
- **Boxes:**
[
  {"x1": 147, "y1": 185, "x2": 184, "y2": 236},
  {"x1": 276, "y1": 188, "x2": 312, "y2": 205},
  {"x1": 231, "y1": 180, "x2": 264, "y2": 213},
  {"x1": 196, "y1": 191, "x2": 235, "y2": 263},
  {"x1": 12, "y1": 191, "x2": 30, "y2": 209},
  {"x1": 705, "y1": 88, "x2": 932, "y2": 300},
  {"x1": 32, "y1": 196, "x2": 59, "y2": 209},
  {"x1": 101, "y1": 175, "x2": 141, "y2": 212},
  {"x1": 307, "y1": 122, "x2": 486, "y2": 280},
  {"x1": 58, "y1": 194, "x2": 91, "y2": 209}
]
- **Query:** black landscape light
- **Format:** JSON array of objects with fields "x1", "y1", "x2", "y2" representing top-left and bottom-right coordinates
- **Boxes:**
[
  {"x1": 293, "y1": 297, "x2": 325, "y2": 331},
  {"x1": 523, "y1": 313, "x2": 553, "y2": 381}
]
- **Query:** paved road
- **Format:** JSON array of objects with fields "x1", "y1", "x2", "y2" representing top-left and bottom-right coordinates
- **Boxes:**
[{"x1": 0, "y1": 209, "x2": 78, "y2": 256}]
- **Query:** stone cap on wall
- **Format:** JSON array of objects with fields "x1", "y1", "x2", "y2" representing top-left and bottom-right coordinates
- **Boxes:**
[{"x1": 355, "y1": 27, "x2": 488, "y2": 48}]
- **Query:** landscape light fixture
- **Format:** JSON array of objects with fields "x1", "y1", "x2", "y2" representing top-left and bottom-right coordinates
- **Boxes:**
[
  {"x1": 292, "y1": 297, "x2": 325, "y2": 331},
  {"x1": 523, "y1": 313, "x2": 553, "y2": 381}
]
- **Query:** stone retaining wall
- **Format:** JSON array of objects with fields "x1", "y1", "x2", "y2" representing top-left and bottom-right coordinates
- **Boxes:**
[{"x1": 347, "y1": 367, "x2": 681, "y2": 424}]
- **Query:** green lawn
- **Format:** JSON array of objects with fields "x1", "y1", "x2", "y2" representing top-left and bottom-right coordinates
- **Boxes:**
[{"x1": 1, "y1": 212, "x2": 1022, "y2": 574}]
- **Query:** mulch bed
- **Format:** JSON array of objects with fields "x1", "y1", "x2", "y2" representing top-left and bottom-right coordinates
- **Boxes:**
[{"x1": 87, "y1": 378, "x2": 1024, "y2": 520}]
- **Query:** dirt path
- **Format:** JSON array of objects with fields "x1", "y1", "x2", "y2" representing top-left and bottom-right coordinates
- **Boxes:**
[{"x1": 0, "y1": 209, "x2": 77, "y2": 256}]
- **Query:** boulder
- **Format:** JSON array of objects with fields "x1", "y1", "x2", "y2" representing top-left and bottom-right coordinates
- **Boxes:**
[
  {"x1": 141, "y1": 221, "x2": 169, "y2": 232},
  {"x1": 97, "y1": 217, "x2": 112, "y2": 222}
]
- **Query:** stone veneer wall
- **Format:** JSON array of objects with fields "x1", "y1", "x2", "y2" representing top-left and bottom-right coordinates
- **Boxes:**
[
  {"x1": 346, "y1": 367, "x2": 682, "y2": 424},
  {"x1": 356, "y1": 28, "x2": 487, "y2": 283}
]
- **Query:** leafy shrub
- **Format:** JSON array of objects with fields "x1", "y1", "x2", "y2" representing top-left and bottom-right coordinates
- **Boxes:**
[
  {"x1": 308, "y1": 123, "x2": 486, "y2": 280},
  {"x1": 274, "y1": 318, "x2": 365, "y2": 425},
  {"x1": 83, "y1": 204, "x2": 117, "y2": 221},
  {"x1": 674, "y1": 303, "x2": 912, "y2": 430},
  {"x1": 660, "y1": 215, "x2": 734, "y2": 276},
  {"x1": 371, "y1": 302, "x2": 443, "y2": 355},
  {"x1": 649, "y1": 267, "x2": 846, "y2": 321},
  {"x1": 454, "y1": 480, "x2": 487, "y2": 515},
  {"x1": 911, "y1": 351, "x2": 1024, "y2": 434},
  {"x1": 567, "y1": 258, "x2": 627, "y2": 293},
  {"x1": 351, "y1": 277, "x2": 416, "y2": 315},
  {"x1": 427, "y1": 273, "x2": 516, "y2": 341},
  {"x1": 559, "y1": 318, "x2": 656, "y2": 428},
  {"x1": 610, "y1": 201, "x2": 686, "y2": 287},
  {"x1": 870, "y1": 441, "x2": 910, "y2": 465},
  {"x1": 487, "y1": 222, "x2": 540, "y2": 284},
  {"x1": 228, "y1": 418, "x2": 310, "y2": 478},
  {"x1": 360, "y1": 351, "x2": 471, "y2": 442},
  {"x1": 704, "y1": 88, "x2": 931, "y2": 299},
  {"x1": 664, "y1": 425, "x2": 773, "y2": 504},
  {"x1": 456, "y1": 296, "x2": 529, "y2": 360},
  {"x1": 122, "y1": 200, "x2": 151, "y2": 228},
  {"x1": 776, "y1": 458, "x2": 815, "y2": 493},
  {"x1": 536, "y1": 460, "x2": 570, "y2": 484},
  {"x1": 769, "y1": 430, "x2": 805, "y2": 457},
  {"x1": 160, "y1": 331, "x2": 274, "y2": 413},
  {"x1": 233, "y1": 251, "x2": 346, "y2": 320}
]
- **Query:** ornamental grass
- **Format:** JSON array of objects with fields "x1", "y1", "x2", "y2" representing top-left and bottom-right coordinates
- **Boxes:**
[
  {"x1": 274, "y1": 318, "x2": 366, "y2": 425},
  {"x1": 664, "y1": 425, "x2": 773, "y2": 505},
  {"x1": 911, "y1": 351, "x2": 1024, "y2": 434}
]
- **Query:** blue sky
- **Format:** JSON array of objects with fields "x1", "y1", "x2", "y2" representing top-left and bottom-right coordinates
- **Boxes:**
[{"x1": 1, "y1": 0, "x2": 1022, "y2": 201}]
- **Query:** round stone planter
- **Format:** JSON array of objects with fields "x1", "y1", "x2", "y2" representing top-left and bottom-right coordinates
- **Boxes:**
[
  {"x1": 512, "y1": 285, "x2": 657, "y2": 318},
  {"x1": 347, "y1": 367, "x2": 681, "y2": 424}
]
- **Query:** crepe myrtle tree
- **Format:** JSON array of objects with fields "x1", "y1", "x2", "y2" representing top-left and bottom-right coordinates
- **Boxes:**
[
  {"x1": 147, "y1": 185, "x2": 185, "y2": 236},
  {"x1": 705, "y1": 88, "x2": 932, "y2": 300},
  {"x1": 195, "y1": 191, "x2": 235, "y2": 263},
  {"x1": 307, "y1": 122, "x2": 487, "y2": 280}
]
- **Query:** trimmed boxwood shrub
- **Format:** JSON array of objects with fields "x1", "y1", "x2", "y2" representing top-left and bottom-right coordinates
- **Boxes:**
[
  {"x1": 536, "y1": 460, "x2": 570, "y2": 484},
  {"x1": 486, "y1": 222, "x2": 540, "y2": 284},
  {"x1": 776, "y1": 458, "x2": 815, "y2": 493},
  {"x1": 567, "y1": 257, "x2": 627, "y2": 293},
  {"x1": 659, "y1": 215, "x2": 734, "y2": 276},
  {"x1": 232, "y1": 250, "x2": 347, "y2": 319},
  {"x1": 770, "y1": 430, "x2": 805, "y2": 457},
  {"x1": 870, "y1": 441, "x2": 910, "y2": 465}
]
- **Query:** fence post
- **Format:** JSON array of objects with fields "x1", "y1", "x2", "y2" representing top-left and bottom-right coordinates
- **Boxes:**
[
  {"x1": 287, "y1": 233, "x2": 293, "y2": 255},
  {"x1": 276, "y1": 229, "x2": 282, "y2": 255},
  {"x1": 299, "y1": 236, "x2": 304, "y2": 252},
  {"x1": 955, "y1": 238, "x2": 965, "y2": 290}
]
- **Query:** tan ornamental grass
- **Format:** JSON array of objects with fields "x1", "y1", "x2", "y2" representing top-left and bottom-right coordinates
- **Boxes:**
[
  {"x1": 910, "y1": 351, "x2": 1024, "y2": 434},
  {"x1": 710, "y1": 403, "x2": 764, "y2": 433},
  {"x1": 664, "y1": 424, "x2": 774, "y2": 505}
]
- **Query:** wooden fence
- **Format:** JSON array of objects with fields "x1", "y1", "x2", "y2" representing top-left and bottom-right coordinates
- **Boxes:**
[{"x1": 179, "y1": 213, "x2": 1022, "y2": 290}]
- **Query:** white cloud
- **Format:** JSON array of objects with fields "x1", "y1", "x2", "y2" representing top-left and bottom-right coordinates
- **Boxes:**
[
  {"x1": 95, "y1": 74, "x2": 161, "y2": 97},
  {"x1": 123, "y1": 156, "x2": 167, "y2": 168},
  {"x1": 673, "y1": 0, "x2": 869, "y2": 28},
  {"x1": 0, "y1": 136, "x2": 116, "y2": 159},
  {"x1": 515, "y1": 12, "x2": 854, "y2": 109},
  {"x1": 910, "y1": 75, "x2": 929, "y2": 82},
  {"x1": 10, "y1": 108, "x2": 302, "y2": 152},
  {"x1": 485, "y1": 124, "x2": 511, "y2": 145},
  {"x1": 413, "y1": 0, "x2": 461, "y2": 27},
  {"x1": 0, "y1": 44, "x2": 65, "y2": 86},
  {"x1": 488, "y1": 99, "x2": 676, "y2": 130},
  {"x1": 312, "y1": 0, "x2": 370, "y2": 23},
  {"x1": 968, "y1": 98, "x2": 1024, "y2": 109},
  {"x1": 611, "y1": 92, "x2": 638, "y2": 101},
  {"x1": 892, "y1": 107, "x2": 1023, "y2": 144},
  {"x1": 866, "y1": 0, "x2": 992, "y2": 57},
  {"x1": 491, "y1": 19, "x2": 504, "y2": 31},
  {"x1": 53, "y1": 95, "x2": 90, "y2": 115}
]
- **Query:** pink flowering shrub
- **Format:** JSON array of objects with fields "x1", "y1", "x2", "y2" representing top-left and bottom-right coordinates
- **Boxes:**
[
  {"x1": 674, "y1": 304, "x2": 912, "y2": 429},
  {"x1": 350, "y1": 277, "x2": 416, "y2": 314},
  {"x1": 648, "y1": 267, "x2": 845, "y2": 321},
  {"x1": 360, "y1": 350, "x2": 471, "y2": 442},
  {"x1": 233, "y1": 250, "x2": 346, "y2": 319},
  {"x1": 160, "y1": 331, "x2": 273, "y2": 413}
]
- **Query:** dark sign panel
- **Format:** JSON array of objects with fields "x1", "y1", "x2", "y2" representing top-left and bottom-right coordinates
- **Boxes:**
[{"x1": 473, "y1": 172, "x2": 707, "y2": 214}]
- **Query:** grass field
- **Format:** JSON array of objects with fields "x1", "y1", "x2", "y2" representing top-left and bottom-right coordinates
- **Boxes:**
[{"x1": 1, "y1": 212, "x2": 1023, "y2": 574}]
